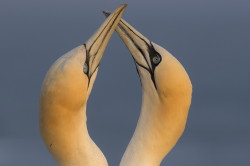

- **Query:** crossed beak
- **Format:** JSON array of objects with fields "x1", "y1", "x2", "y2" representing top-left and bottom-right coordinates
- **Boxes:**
[
  {"x1": 103, "y1": 11, "x2": 161, "y2": 88},
  {"x1": 84, "y1": 4, "x2": 127, "y2": 79}
]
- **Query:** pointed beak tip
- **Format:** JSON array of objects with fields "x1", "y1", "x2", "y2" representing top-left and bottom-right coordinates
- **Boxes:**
[
  {"x1": 121, "y1": 4, "x2": 128, "y2": 8},
  {"x1": 116, "y1": 4, "x2": 128, "y2": 13},
  {"x1": 103, "y1": 4, "x2": 127, "y2": 17}
]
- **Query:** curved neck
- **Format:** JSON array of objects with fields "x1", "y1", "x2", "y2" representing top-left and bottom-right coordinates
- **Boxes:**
[
  {"x1": 40, "y1": 104, "x2": 108, "y2": 166},
  {"x1": 119, "y1": 90, "x2": 189, "y2": 166}
]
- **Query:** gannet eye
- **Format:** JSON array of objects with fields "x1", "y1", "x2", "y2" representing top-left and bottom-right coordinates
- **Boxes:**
[
  {"x1": 152, "y1": 54, "x2": 161, "y2": 65},
  {"x1": 83, "y1": 63, "x2": 88, "y2": 74}
]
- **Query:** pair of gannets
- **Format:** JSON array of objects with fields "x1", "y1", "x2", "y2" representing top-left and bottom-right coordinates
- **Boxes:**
[{"x1": 39, "y1": 4, "x2": 192, "y2": 166}]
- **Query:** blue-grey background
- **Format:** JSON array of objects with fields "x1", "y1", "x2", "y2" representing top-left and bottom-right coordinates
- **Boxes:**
[{"x1": 0, "y1": 0, "x2": 249, "y2": 165}]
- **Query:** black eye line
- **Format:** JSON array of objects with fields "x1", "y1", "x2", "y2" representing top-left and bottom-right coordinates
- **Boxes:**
[
  {"x1": 149, "y1": 41, "x2": 162, "y2": 67},
  {"x1": 134, "y1": 61, "x2": 142, "y2": 87}
]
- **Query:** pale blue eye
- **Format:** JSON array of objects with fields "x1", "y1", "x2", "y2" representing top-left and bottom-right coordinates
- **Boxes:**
[
  {"x1": 83, "y1": 63, "x2": 88, "y2": 74},
  {"x1": 152, "y1": 54, "x2": 161, "y2": 65}
]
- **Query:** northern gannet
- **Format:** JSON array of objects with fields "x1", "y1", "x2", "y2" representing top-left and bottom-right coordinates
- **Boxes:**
[
  {"x1": 104, "y1": 11, "x2": 192, "y2": 166},
  {"x1": 39, "y1": 5, "x2": 127, "y2": 166}
]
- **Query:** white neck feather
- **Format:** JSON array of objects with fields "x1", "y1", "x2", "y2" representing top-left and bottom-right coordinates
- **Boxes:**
[
  {"x1": 40, "y1": 104, "x2": 108, "y2": 166},
  {"x1": 119, "y1": 86, "x2": 189, "y2": 166}
]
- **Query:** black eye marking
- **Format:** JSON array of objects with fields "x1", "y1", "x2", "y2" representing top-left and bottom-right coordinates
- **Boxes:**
[
  {"x1": 152, "y1": 53, "x2": 161, "y2": 65},
  {"x1": 142, "y1": 42, "x2": 161, "y2": 90},
  {"x1": 148, "y1": 41, "x2": 162, "y2": 68}
]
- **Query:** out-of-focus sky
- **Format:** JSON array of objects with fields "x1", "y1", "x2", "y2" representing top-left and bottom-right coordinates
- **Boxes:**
[{"x1": 0, "y1": 0, "x2": 249, "y2": 165}]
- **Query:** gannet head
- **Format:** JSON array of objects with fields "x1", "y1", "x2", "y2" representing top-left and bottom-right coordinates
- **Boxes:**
[
  {"x1": 40, "y1": 5, "x2": 127, "y2": 111},
  {"x1": 103, "y1": 12, "x2": 192, "y2": 104}
]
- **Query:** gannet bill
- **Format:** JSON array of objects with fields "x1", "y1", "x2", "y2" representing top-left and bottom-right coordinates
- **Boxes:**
[
  {"x1": 39, "y1": 5, "x2": 127, "y2": 166},
  {"x1": 103, "y1": 12, "x2": 192, "y2": 166}
]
